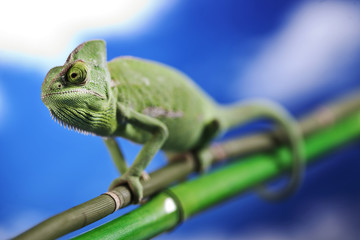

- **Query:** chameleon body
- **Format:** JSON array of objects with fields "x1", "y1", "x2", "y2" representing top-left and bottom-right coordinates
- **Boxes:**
[{"x1": 41, "y1": 40, "x2": 305, "y2": 202}]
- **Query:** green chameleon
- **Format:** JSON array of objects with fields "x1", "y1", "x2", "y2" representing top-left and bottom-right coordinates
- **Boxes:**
[{"x1": 41, "y1": 40, "x2": 304, "y2": 203}]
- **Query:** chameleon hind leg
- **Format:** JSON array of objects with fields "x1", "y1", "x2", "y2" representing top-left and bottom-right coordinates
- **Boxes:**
[
  {"x1": 164, "y1": 120, "x2": 220, "y2": 172},
  {"x1": 191, "y1": 119, "x2": 221, "y2": 172},
  {"x1": 219, "y1": 100, "x2": 305, "y2": 201},
  {"x1": 163, "y1": 119, "x2": 220, "y2": 183}
]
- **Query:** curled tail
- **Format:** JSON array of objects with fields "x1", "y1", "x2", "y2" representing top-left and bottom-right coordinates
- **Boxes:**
[{"x1": 218, "y1": 99, "x2": 305, "y2": 200}]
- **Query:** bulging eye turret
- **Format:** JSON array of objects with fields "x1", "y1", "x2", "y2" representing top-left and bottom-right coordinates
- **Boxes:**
[{"x1": 67, "y1": 61, "x2": 88, "y2": 84}]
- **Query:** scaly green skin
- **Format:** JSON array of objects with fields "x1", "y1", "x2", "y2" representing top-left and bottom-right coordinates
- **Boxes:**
[{"x1": 41, "y1": 40, "x2": 305, "y2": 203}]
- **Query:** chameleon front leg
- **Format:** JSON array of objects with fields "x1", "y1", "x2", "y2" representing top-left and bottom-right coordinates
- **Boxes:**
[
  {"x1": 109, "y1": 110, "x2": 168, "y2": 203},
  {"x1": 103, "y1": 137, "x2": 128, "y2": 175}
]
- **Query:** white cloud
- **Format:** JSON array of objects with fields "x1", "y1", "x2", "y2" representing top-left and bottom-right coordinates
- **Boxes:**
[
  {"x1": 0, "y1": 0, "x2": 176, "y2": 58},
  {"x1": 235, "y1": 1, "x2": 360, "y2": 103}
]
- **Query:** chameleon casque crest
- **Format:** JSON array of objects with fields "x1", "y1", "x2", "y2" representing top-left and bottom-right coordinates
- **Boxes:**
[{"x1": 41, "y1": 40, "x2": 305, "y2": 202}]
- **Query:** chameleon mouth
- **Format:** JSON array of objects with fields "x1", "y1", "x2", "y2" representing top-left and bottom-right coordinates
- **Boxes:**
[{"x1": 41, "y1": 89, "x2": 105, "y2": 100}]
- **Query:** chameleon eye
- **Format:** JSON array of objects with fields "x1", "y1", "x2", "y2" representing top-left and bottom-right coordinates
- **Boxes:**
[{"x1": 67, "y1": 62, "x2": 88, "y2": 84}]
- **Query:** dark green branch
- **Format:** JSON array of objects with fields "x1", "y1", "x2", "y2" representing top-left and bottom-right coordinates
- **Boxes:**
[{"x1": 14, "y1": 90, "x2": 360, "y2": 240}]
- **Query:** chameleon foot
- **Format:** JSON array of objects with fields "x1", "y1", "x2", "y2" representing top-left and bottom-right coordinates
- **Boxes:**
[
  {"x1": 140, "y1": 171, "x2": 151, "y2": 182},
  {"x1": 196, "y1": 148, "x2": 213, "y2": 173},
  {"x1": 109, "y1": 174, "x2": 143, "y2": 203}
]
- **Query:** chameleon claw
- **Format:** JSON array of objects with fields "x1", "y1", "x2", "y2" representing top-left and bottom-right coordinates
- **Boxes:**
[{"x1": 109, "y1": 174, "x2": 143, "y2": 203}]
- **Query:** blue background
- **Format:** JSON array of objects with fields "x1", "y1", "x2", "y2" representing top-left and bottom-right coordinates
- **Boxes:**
[{"x1": 1, "y1": 0, "x2": 360, "y2": 239}]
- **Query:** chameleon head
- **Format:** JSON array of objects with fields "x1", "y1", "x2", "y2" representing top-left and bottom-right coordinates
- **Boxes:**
[{"x1": 41, "y1": 40, "x2": 117, "y2": 136}]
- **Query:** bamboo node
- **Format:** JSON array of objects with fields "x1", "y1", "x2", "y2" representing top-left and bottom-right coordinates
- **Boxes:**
[{"x1": 102, "y1": 191, "x2": 121, "y2": 212}]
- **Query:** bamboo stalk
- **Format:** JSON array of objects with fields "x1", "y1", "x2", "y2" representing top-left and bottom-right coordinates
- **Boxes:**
[
  {"x1": 13, "y1": 91, "x2": 360, "y2": 240},
  {"x1": 73, "y1": 110, "x2": 360, "y2": 240}
]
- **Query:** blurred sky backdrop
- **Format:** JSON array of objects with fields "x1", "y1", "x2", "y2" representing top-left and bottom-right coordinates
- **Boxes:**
[{"x1": 0, "y1": 0, "x2": 360, "y2": 239}]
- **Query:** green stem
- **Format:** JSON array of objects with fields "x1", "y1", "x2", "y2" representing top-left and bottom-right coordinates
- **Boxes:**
[{"x1": 74, "y1": 111, "x2": 360, "y2": 239}]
